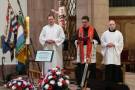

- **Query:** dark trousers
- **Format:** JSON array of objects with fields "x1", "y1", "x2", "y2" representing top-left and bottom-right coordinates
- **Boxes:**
[
  {"x1": 105, "y1": 64, "x2": 123, "y2": 83},
  {"x1": 75, "y1": 63, "x2": 96, "y2": 85}
]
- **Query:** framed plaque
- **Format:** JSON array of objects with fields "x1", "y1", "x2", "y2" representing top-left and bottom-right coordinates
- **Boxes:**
[{"x1": 35, "y1": 50, "x2": 54, "y2": 62}]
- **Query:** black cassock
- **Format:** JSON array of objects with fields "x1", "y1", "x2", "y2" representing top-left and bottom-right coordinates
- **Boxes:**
[{"x1": 72, "y1": 27, "x2": 101, "y2": 86}]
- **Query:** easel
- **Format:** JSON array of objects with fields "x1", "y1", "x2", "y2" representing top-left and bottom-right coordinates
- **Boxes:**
[{"x1": 26, "y1": 38, "x2": 41, "y2": 83}]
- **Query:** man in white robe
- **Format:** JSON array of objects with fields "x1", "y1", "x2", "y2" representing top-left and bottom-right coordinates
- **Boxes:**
[
  {"x1": 39, "y1": 14, "x2": 65, "y2": 74},
  {"x1": 101, "y1": 20, "x2": 124, "y2": 83}
]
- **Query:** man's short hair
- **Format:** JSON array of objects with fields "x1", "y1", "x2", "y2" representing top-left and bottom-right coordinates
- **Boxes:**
[
  {"x1": 82, "y1": 16, "x2": 89, "y2": 21},
  {"x1": 47, "y1": 14, "x2": 55, "y2": 19}
]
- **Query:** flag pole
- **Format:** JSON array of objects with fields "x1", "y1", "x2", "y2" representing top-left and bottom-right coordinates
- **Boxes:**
[{"x1": 17, "y1": 0, "x2": 24, "y2": 18}]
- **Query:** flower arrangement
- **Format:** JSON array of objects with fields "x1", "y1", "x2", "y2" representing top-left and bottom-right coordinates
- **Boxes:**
[
  {"x1": 38, "y1": 66, "x2": 70, "y2": 90},
  {"x1": 4, "y1": 77, "x2": 35, "y2": 90}
]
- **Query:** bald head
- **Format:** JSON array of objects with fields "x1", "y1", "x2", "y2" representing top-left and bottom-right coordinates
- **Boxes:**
[{"x1": 109, "y1": 20, "x2": 116, "y2": 31}]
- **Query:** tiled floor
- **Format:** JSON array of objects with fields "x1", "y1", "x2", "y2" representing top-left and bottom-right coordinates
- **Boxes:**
[{"x1": 125, "y1": 72, "x2": 135, "y2": 90}]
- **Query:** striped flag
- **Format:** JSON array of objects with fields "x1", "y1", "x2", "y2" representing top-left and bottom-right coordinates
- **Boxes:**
[
  {"x1": 1, "y1": 2, "x2": 12, "y2": 54},
  {"x1": 15, "y1": 15, "x2": 27, "y2": 64},
  {"x1": 7, "y1": 12, "x2": 18, "y2": 60},
  {"x1": 7, "y1": 12, "x2": 18, "y2": 46},
  {"x1": 1, "y1": 2, "x2": 18, "y2": 61}
]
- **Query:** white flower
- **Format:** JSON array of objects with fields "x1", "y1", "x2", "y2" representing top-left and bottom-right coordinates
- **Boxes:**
[
  {"x1": 44, "y1": 84, "x2": 49, "y2": 89},
  {"x1": 23, "y1": 81, "x2": 28, "y2": 86},
  {"x1": 65, "y1": 75, "x2": 69, "y2": 79},
  {"x1": 12, "y1": 86, "x2": 16, "y2": 90},
  {"x1": 52, "y1": 68, "x2": 58, "y2": 71},
  {"x1": 57, "y1": 82, "x2": 62, "y2": 87},
  {"x1": 65, "y1": 80, "x2": 70, "y2": 85},
  {"x1": 9, "y1": 83, "x2": 12, "y2": 86},
  {"x1": 59, "y1": 78, "x2": 64, "y2": 82},
  {"x1": 4, "y1": 84, "x2": 7, "y2": 87},
  {"x1": 18, "y1": 82, "x2": 22, "y2": 86},
  {"x1": 56, "y1": 71, "x2": 61, "y2": 75},
  {"x1": 48, "y1": 76, "x2": 53, "y2": 79},
  {"x1": 27, "y1": 82, "x2": 30, "y2": 85},
  {"x1": 18, "y1": 77, "x2": 22, "y2": 80},
  {"x1": 50, "y1": 80, "x2": 55, "y2": 85},
  {"x1": 12, "y1": 80, "x2": 17, "y2": 84}
]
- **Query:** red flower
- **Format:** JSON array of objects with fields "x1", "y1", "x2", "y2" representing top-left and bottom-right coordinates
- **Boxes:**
[
  {"x1": 60, "y1": 74, "x2": 64, "y2": 77},
  {"x1": 52, "y1": 70, "x2": 56, "y2": 75},
  {"x1": 21, "y1": 83, "x2": 26, "y2": 88},
  {"x1": 44, "y1": 79, "x2": 49, "y2": 83},
  {"x1": 48, "y1": 85, "x2": 53, "y2": 90},
  {"x1": 62, "y1": 80, "x2": 66, "y2": 85},
  {"x1": 53, "y1": 75, "x2": 57, "y2": 79},
  {"x1": 16, "y1": 84, "x2": 19, "y2": 88},
  {"x1": 38, "y1": 79, "x2": 43, "y2": 85},
  {"x1": 56, "y1": 66, "x2": 60, "y2": 69},
  {"x1": 29, "y1": 84, "x2": 33, "y2": 89},
  {"x1": 18, "y1": 87, "x2": 22, "y2": 90}
]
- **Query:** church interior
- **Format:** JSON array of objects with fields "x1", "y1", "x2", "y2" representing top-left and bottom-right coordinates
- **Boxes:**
[{"x1": 0, "y1": 0, "x2": 135, "y2": 90}]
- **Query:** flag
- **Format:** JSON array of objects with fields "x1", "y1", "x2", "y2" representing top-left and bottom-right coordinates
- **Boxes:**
[
  {"x1": 15, "y1": 15, "x2": 27, "y2": 64},
  {"x1": 1, "y1": 2, "x2": 11, "y2": 54},
  {"x1": 1, "y1": 35, "x2": 10, "y2": 53},
  {"x1": 1, "y1": 2, "x2": 18, "y2": 61},
  {"x1": 7, "y1": 11, "x2": 18, "y2": 61},
  {"x1": 7, "y1": 12, "x2": 18, "y2": 46}
]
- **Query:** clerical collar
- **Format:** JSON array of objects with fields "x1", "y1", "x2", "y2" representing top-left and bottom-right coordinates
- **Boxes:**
[
  {"x1": 83, "y1": 26, "x2": 89, "y2": 30},
  {"x1": 109, "y1": 28, "x2": 116, "y2": 32}
]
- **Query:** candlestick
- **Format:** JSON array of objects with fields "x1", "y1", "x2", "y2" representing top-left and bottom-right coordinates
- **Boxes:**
[{"x1": 25, "y1": 16, "x2": 30, "y2": 44}]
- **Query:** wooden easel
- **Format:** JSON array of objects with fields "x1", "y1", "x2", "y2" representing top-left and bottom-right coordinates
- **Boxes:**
[{"x1": 26, "y1": 38, "x2": 41, "y2": 83}]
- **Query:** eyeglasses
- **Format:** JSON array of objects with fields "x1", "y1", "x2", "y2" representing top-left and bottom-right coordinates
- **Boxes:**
[{"x1": 82, "y1": 21, "x2": 88, "y2": 23}]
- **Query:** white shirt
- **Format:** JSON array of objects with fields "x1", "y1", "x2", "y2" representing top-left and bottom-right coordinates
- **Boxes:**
[
  {"x1": 39, "y1": 23, "x2": 65, "y2": 74},
  {"x1": 101, "y1": 30, "x2": 124, "y2": 65},
  {"x1": 75, "y1": 40, "x2": 98, "y2": 63}
]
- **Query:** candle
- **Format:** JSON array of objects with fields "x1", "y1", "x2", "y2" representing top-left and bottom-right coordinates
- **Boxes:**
[
  {"x1": 25, "y1": 16, "x2": 30, "y2": 44},
  {"x1": 26, "y1": 16, "x2": 30, "y2": 30}
]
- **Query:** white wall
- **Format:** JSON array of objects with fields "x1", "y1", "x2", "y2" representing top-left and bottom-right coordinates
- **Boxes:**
[{"x1": 0, "y1": 0, "x2": 27, "y2": 65}]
